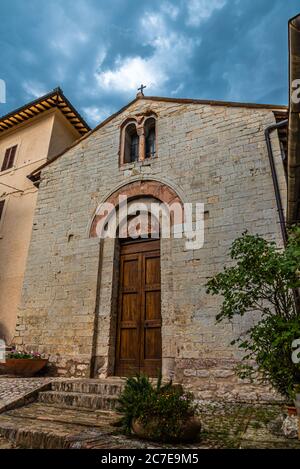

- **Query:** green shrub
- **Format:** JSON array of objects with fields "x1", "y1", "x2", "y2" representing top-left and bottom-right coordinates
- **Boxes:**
[
  {"x1": 206, "y1": 229, "x2": 300, "y2": 399},
  {"x1": 235, "y1": 316, "x2": 300, "y2": 398},
  {"x1": 117, "y1": 373, "x2": 199, "y2": 442}
]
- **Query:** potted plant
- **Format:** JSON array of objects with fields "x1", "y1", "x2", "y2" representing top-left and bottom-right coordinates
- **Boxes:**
[
  {"x1": 2, "y1": 348, "x2": 48, "y2": 377},
  {"x1": 117, "y1": 374, "x2": 201, "y2": 443}
]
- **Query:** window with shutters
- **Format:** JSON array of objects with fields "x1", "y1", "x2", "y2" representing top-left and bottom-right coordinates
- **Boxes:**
[
  {"x1": 1, "y1": 145, "x2": 17, "y2": 172},
  {"x1": 0, "y1": 200, "x2": 5, "y2": 222}
]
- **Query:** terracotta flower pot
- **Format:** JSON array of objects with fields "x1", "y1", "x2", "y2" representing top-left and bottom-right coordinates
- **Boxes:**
[
  {"x1": 287, "y1": 405, "x2": 297, "y2": 417},
  {"x1": 295, "y1": 394, "x2": 300, "y2": 417},
  {"x1": 2, "y1": 358, "x2": 48, "y2": 377},
  {"x1": 132, "y1": 416, "x2": 201, "y2": 443}
]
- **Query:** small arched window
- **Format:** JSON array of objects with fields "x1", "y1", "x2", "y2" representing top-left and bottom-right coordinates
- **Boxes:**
[
  {"x1": 124, "y1": 123, "x2": 139, "y2": 163},
  {"x1": 120, "y1": 114, "x2": 157, "y2": 165},
  {"x1": 145, "y1": 118, "x2": 156, "y2": 159}
]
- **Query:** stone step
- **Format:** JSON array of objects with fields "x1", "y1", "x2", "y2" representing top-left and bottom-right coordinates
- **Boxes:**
[
  {"x1": 0, "y1": 403, "x2": 118, "y2": 449},
  {"x1": 38, "y1": 390, "x2": 119, "y2": 411},
  {"x1": 0, "y1": 402, "x2": 164, "y2": 450},
  {"x1": 51, "y1": 378, "x2": 125, "y2": 396},
  {"x1": 6, "y1": 402, "x2": 118, "y2": 427}
]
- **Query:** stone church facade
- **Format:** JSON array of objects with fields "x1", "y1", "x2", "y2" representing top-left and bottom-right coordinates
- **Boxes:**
[{"x1": 16, "y1": 95, "x2": 288, "y2": 401}]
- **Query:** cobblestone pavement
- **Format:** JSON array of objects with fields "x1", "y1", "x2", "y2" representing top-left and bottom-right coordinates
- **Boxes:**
[
  {"x1": 196, "y1": 402, "x2": 300, "y2": 449},
  {"x1": 83, "y1": 403, "x2": 300, "y2": 449},
  {"x1": 0, "y1": 400, "x2": 299, "y2": 449},
  {"x1": 0, "y1": 377, "x2": 53, "y2": 412},
  {"x1": 0, "y1": 378, "x2": 299, "y2": 449}
]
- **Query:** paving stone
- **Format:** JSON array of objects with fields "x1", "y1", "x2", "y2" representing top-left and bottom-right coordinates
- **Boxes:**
[{"x1": 0, "y1": 377, "x2": 54, "y2": 412}]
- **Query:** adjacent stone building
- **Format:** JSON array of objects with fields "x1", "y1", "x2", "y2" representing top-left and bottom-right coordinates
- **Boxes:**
[
  {"x1": 16, "y1": 94, "x2": 288, "y2": 400},
  {"x1": 0, "y1": 89, "x2": 90, "y2": 342}
]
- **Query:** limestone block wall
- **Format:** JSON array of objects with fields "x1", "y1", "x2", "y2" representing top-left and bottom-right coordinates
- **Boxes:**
[{"x1": 16, "y1": 98, "x2": 286, "y2": 400}]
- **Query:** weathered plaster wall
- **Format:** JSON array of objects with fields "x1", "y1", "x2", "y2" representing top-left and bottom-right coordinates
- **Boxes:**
[
  {"x1": 16, "y1": 98, "x2": 286, "y2": 401},
  {"x1": 48, "y1": 111, "x2": 81, "y2": 160},
  {"x1": 0, "y1": 112, "x2": 55, "y2": 343},
  {"x1": 0, "y1": 110, "x2": 81, "y2": 343}
]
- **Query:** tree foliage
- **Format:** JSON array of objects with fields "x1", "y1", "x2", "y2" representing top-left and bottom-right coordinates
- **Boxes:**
[{"x1": 206, "y1": 228, "x2": 300, "y2": 399}]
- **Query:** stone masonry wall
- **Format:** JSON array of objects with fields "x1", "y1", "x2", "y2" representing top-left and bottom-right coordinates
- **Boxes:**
[{"x1": 16, "y1": 98, "x2": 286, "y2": 401}]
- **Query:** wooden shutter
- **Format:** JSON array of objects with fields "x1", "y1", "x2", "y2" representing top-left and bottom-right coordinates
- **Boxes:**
[
  {"x1": 8, "y1": 145, "x2": 17, "y2": 168},
  {"x1": 1, "y1": 145, "x2": 17, "y2": 171},
  {"x1": 1, "y1": 149, "x2": 10, "y2": 171},
  {"x1": 0, "y1": 200, "x2": 5, "y2": 221}
]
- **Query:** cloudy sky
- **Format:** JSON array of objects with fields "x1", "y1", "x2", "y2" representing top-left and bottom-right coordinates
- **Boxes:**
[{"x1": 0, "y1": 0, "x2": 299, "y2": 126}]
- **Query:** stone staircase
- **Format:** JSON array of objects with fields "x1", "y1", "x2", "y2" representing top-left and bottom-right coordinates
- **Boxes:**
[
  {"x1": 0, "y1": 378, "x2": 128, "y2": 449},
  {"x1": 39, "y1": 378, "x2": 123, "y2": 411}
]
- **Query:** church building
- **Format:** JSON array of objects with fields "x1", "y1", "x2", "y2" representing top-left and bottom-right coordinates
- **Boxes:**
[{"x1": 14, "y1": 91, "x2": 289, "y2": 401}]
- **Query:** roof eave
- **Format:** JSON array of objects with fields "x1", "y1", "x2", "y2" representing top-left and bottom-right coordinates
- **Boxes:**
[{"x1": 0, "y1": 87, "x2": 91, "y2": 136}]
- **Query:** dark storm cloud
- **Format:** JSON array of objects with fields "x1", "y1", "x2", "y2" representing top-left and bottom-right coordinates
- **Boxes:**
[{"x1": 0, "y1": 0, "x2": 299, "y2": 126}]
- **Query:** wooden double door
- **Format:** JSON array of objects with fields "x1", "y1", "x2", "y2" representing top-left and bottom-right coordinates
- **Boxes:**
[{"x1": 115, "y1": 239, "x2": 162, "y2": 377}]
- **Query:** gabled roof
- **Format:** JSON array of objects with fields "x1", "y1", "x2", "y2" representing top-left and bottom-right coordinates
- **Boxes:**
[
  {"x1": 0, "y1": 87, "x2": 90, "y2": 136},
  {"x1": 28, "y1": 94, "x2": 288, "y2": 183}
]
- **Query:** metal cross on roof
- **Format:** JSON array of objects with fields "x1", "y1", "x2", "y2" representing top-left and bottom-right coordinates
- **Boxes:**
[{"x1": 138, "y1": 84, "x2": 147, "y2": 95}]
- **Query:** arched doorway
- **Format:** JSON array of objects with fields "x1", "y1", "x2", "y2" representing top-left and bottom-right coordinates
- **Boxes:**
[{"x1": 89, "y1": 179, "x2": 184, "y2": 379}]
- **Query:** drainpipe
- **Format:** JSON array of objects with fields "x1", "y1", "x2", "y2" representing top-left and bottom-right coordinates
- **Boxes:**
[
  {"x1": 288, "y1": 14, "x2": 300, "y2": 226},
  {"x1": 265, "y1": 119, "x2": 288, "y2": 245},
  {"x1": 288, "y1": 14, "x2": 300, "y2": 315},
  {"x1": 265, "y1": 120, "x2": 300, "y2": 313}
]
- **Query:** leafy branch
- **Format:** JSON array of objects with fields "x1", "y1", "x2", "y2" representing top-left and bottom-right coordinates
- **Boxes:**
[{"x1": 206, "y1": 228, "x2": 300, "y2": 398}]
